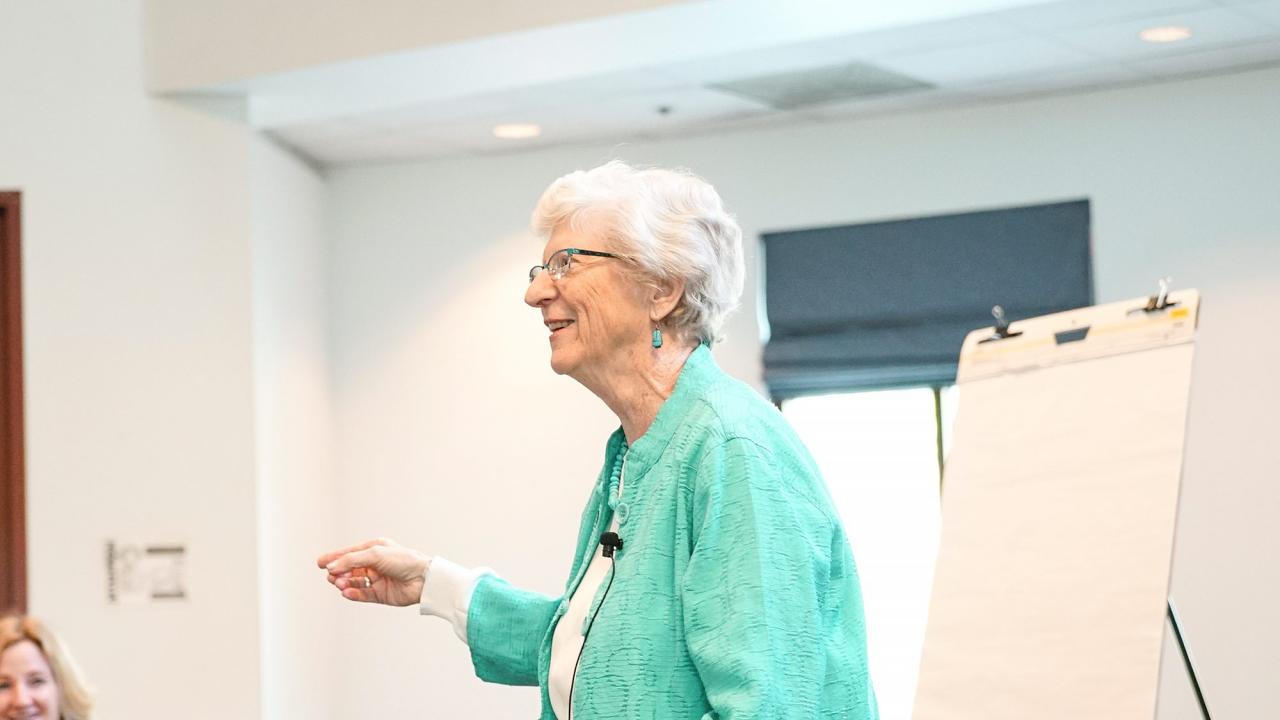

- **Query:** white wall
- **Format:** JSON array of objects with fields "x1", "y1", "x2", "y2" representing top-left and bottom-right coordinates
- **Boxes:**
[
  {"x1": 327, "y1": 65, "x2": 1280, "y2": 719},
  {"x1": 250, "y1": 135, "x2": 338, "y2": 720},
  {"x1": 1, "y1": 1, "x2": 263, "y2": 717},
  {"x1": 7, "y1": 4, "x2": 1271, "y2": 714}
]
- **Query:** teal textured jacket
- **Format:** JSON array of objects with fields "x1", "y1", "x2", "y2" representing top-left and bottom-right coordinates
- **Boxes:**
[{"x1": 466, "y1": 345, "x2": 879, "y2": 719}]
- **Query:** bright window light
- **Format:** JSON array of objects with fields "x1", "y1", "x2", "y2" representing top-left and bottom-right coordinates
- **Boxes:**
[{"x1": 784, "y1": 386, "x2": 956, "y2": 720}]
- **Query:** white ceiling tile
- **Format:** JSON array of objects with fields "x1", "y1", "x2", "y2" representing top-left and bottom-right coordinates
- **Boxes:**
[
  {"x1": 1232, "y1": 0, "x2": 1280, "y2": 27},
  {"x1": 315, "y1": 86, "x2": 771, "y2": 164},
  {"x1": 389, "y1": 121, "x2": 523, "y2": 152},
  {"x1": 845, "y1": 14, "x2": 1023, "y2": 58},
  {"x1": 662, "y1": 13, "x2": 1027, "y2": 86},
  {"x1": 528, "y1": 87, "x2": 771, "y2": 140},
  {"x1": 355, "y1": 70, "x2": 689, "y2": 136},
  {"x1": 1128, "y1": 36, "x2": 1280, "y2": 74},
  {"x1": 258, "y1": 0, "x2": 1280, "y2": 166},
  {"x1": 966, "y1": 63, "x2": 1150, "y2": 98},
  {"x1": 493, "y1": 70, "x2": 690, "y2": 109},
  {"x1": 360, "y1": 95, "x2": 519, "y2": 132},
  {"x1": 797, "y1": 87, "x2": 978, "y2": 121},
  {"x1": 872, "y1": 35, "x2": 1100, "y2": 85},
  {"x1": 662, "y1": 42, "x2": 861, "y2": 86},
  {"x1": 1050, "y1": 6, "x2": 1279, "y2": 61},
  {"x1": 1001, "y1": 0, "x2": 1217, "y2": 32},
  {"x1": 678, "y1": 111, "x2": 808, "y2": 138}
]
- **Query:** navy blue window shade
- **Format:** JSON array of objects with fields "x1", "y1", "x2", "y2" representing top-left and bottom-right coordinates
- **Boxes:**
[{"x1": 762, "y1": 199, "x2": 1092, "y2": 399}]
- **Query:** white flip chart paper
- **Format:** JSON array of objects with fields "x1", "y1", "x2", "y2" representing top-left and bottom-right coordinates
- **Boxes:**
[{"x1": 913, "y1": 291, "x2": 1199, "y2": 720}]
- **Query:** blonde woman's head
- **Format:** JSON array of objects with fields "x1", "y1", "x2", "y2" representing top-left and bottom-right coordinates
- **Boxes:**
[{"x1": 0, "y1": 615, "x2": 93, "y2": 720}]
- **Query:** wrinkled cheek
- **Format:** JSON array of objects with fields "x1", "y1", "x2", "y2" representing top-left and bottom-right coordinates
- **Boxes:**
[{"x1": 578, "y1": 319, "x2": 606, "y2": 353}]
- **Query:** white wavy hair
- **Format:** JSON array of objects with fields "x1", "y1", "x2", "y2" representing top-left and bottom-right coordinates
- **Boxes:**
[{"x1": 531, "y1": 161, "x2": 745, "y2": 344}]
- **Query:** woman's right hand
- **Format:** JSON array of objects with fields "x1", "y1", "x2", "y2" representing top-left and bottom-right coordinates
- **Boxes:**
[{"x1": 316, "y1": 538, "x2": 431, "y2": 607}]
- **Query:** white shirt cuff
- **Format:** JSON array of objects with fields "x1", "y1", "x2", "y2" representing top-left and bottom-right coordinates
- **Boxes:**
[{"x1": 418, "y1": 556, "x2": 490, "y2": 643}]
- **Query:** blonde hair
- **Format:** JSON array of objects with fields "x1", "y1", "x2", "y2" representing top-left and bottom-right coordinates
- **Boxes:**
[
  {"x1": 0, "y1": 615, "x2": 94, "y2": 719},
  {"x1": 532, "y1": 160, "x2": 745, "y2": 345}
]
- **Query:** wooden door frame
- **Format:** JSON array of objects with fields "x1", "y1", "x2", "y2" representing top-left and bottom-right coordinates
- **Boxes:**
[{"x1": 0, "y1": 191, "x2": 25, "y2": 614}]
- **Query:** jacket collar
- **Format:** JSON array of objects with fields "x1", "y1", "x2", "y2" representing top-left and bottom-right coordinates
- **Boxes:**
[{"x1": 605, "y1": 343, "x2": 722, "y2": 486}]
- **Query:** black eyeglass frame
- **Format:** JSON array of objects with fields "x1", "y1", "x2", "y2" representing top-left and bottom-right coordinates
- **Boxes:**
[{"x1": 528, "y1": 247, "x2": 625, "y2": 282}]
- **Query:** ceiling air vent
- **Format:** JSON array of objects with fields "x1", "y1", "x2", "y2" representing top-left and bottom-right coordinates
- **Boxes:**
[{"x1": 709, "y1": 61, "x2": 932, "y2": 110}]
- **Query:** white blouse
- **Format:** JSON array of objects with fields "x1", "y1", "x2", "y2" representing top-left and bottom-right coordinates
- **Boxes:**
[{"x1": 421, "y1": 476, "x2": 624, "y2": 720}]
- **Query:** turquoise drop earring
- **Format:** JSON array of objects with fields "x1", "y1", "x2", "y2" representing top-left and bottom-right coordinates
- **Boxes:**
[{"x1": 651, "y1": 328, "x2": 663, "y2": 348}]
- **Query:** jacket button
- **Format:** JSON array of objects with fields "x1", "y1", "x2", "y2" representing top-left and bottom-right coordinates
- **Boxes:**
[{"x1": 616, "y1": 502, "x2": 630, "y2": 524}]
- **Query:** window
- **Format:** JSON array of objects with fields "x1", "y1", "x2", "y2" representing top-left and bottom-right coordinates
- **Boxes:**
[
  {"x1": 762, "y1": 199, "x2": 1092, "y2": 717},
  {"x1": 761, "y1": 199, "x2": 1093, "y2": 398},
  {"x1": 783, "y1": 385, "x2": 958, "y2": 720}
]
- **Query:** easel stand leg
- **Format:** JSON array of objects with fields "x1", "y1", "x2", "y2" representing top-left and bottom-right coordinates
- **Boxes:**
[{"x1": 1167, "y1": 597, "x2": 1212, "y2": 719}]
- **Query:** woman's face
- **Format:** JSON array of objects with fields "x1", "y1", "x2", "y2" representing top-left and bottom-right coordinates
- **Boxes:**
[
  {"x1": 0, "y1": 640, "x2": 60, "y2": 720},
  {"x1": 525, "y1": 225, "x2": 652, "y2": 381}
]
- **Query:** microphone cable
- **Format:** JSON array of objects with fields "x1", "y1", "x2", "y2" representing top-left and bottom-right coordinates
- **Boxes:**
[{"x1": 567, "y1": 531, "x2": 622, "y2": 720}]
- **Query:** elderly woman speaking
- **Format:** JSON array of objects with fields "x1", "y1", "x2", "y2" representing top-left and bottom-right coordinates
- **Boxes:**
[{"x1": 318, "y1": 161, "x2": 878, "y2": 720}]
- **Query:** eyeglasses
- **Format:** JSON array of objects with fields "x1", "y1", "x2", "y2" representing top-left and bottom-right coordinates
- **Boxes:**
[{"x1": 528, "y1": 248, "x2": 625, "y2": 283}]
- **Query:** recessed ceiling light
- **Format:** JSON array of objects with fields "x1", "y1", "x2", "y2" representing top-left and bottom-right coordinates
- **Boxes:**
[
  {"x1": 1139, "y1": 25, "x2": 1192, "y2": 43},
  {"x1": 492, "y1": 123, "x2": 541, "y2": 139}
]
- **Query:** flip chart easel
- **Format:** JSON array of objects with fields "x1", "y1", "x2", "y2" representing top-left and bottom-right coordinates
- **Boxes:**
[{"x1": 913, "y1": 288, "x2": 1202, "y2": 720}]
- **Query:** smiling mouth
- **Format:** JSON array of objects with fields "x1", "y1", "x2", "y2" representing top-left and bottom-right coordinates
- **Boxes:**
[{"x1": 546, "y1": 320, "x2": 575, "y2": 335}]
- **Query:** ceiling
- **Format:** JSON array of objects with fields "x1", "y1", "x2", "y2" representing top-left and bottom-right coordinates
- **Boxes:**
[{"x1": 193, "y1": 0, "x2": 1280, "y2": 166}]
